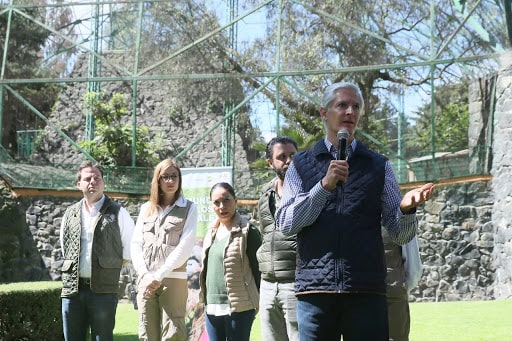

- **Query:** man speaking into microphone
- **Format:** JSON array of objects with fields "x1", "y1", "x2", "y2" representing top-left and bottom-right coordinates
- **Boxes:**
[{"x1": 276, "y1": 81, "x2": 434, "y2": 341}]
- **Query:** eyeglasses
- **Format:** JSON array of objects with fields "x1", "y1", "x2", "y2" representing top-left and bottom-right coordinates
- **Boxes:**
[{"x1": 160, "y1": 174, "x2": 179, "y2": 182}]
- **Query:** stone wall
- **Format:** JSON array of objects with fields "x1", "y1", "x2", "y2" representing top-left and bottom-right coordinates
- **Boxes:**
[
  {"x1": 0, "y1": 186, "x2": 254, "y2": 300},
  {"x1": 413, "y1": 181, "x2": 494, "y2": 301},
  {"x1": 23, "y1": 195, "x2": 143, "y2": 284},
  {"x1": 1, "y1": 190, "x2": 145, "y2": 299},
  {"x1": 0, "y1": 183, "x2": 45, "y2": 282},
  {"x1": 0, "y1": 177, "x2": 497, "y2": 302},
  {"x1": 491, "y1": 53, "x2": 512, "y2": 299}
]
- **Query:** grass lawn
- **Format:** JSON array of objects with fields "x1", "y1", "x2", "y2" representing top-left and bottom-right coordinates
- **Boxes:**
[
  {"x1": 114, "y1": 299, "x2": 512, "y2": 340},
  {"x1": 409, "y1": 299, "x2": 512, "y2": 341}
]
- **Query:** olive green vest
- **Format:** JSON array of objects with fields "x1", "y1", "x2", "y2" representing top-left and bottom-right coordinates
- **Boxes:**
[
  {"x1": 61, "y1": 196, "x2": 122, "y2": 297},
  {"x1": 256, "y1": 178, "x2": 297, "y2": 282}
]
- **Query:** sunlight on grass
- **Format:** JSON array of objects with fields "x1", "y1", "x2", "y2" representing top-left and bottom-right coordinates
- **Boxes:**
[
  {"x1": 409, "y1": 299, "x2": 512, "y2": 341},
  {"x1": 115, "y1": 299, "x2": 512, "y2": 341},
  {"x1": 114, "y1": 303, "x2": 138, "y2": 340}
]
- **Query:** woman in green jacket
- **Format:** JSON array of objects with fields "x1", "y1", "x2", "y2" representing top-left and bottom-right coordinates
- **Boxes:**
[{"x1": 199, "y1": 182, "x2": 261, "y2": 341}]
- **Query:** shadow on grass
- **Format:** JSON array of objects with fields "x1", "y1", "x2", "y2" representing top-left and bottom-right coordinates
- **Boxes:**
[{"x1": 114, "y1": 333, "x2": 138, "y2": 340}]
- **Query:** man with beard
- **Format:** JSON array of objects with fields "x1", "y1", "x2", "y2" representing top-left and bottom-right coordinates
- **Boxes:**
[
  {"x1": 256, "y1": 136, "x2": 299, "y2": 341},
  {"x1": 60, "y1": 161, "x2": 135, "y2": 341}
]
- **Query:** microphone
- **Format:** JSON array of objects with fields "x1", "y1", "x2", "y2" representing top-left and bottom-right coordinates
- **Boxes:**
[{"x1": 336, "y1": 129, "x2": 349, "y2": 160}]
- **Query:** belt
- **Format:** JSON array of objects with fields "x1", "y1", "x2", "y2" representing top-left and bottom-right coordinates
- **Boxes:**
[{"x1": 79, "y1": 277, "x2": 91, "y2": 286}]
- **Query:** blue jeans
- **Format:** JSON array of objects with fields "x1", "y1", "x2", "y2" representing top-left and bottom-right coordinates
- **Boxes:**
[
  {"x1": 259, "y1": 279, "x2": 298, "y2": 341},
  {"x1": 297, "y1": 293, "x2": 388, "y2": 341},
  {"x1": 205, "y1": 309, "x2": 256, "y2": 341},
  {"x1": 62, "y1": 284, "x2": 118, "y2": 341}
]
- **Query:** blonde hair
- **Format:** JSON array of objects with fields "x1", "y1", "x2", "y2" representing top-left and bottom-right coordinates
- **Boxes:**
[{"x1": 145, "y1": 158, "x2": 182, "y2": 217}]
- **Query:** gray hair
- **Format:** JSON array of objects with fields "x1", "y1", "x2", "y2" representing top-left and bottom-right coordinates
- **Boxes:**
[{"x1": 321, "y1": 81, "x2": 364, "y2": 111}]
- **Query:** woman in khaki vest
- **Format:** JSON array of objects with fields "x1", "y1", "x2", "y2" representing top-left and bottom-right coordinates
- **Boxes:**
[
  {"x1": 199, "y1": 182, "x2": 261, "y2": 341},
  {"x1": 131, "y1": 158, "x2": 198, "y2": 341}
]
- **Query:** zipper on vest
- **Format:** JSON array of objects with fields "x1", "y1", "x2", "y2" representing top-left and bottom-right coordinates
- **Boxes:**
[
  {"x1": 336, "y1": 184, "x2": 344, "y2": 215},
  {"x1": 335, "y1": 185, "x2": 344, "y2": 291}
]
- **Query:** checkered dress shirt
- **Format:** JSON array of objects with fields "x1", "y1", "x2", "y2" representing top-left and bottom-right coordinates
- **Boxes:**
[{"x1": 276, "y1": 138, "x2": 417, "y2": 245}]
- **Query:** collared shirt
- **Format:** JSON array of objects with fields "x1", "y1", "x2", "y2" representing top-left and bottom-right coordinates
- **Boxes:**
[
  {"x1": 276, "y1": 138, "x2": 417, "y2": 245},
  {"x1": 131, "y1": 194, "x2": 198, "y2": 281},
  {"x1": 59, "y1": 195, "x2": 135, "y2": 278}
]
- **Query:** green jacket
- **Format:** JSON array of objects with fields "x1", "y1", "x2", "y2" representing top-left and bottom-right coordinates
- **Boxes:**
[{"x1": 256, "y1": 178, "x2": 297, "y2": 282}]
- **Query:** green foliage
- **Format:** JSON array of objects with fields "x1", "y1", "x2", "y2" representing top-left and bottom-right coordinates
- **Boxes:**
[
  {"x1": 238, "y1": 0, "x2": 505, "y2": 158},
  {"x1": 79, "y1": 92, "x2": 161, "y2": 167},
  {"x1": 2, "y1": 0, "x2": 507, "y2": 166},
  {"x1": 0, "y1": 282, "x2": 63, "y2": 341},
  {"x1": 435, "y1": 102, "x2": 470, "y2": 150},
  {"x1": 84, "y1": 92, "x2": 128, "y2": 125},
  {"x1": 409, "y1": 81, "x2": 470, "y2": 156},
  {"x1": 0, "y1": 5, "x2": 61, "y2": 154},
  {"x1": 356, "y1": 101, "x2": 402, "y2": 156}
]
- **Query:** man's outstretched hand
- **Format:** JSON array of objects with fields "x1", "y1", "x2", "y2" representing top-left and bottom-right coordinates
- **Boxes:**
[{"x1": 400, "y1": 183, "x2": 435, "y2": 213}]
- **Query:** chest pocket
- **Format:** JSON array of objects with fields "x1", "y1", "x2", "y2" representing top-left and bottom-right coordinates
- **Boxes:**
[
  {"x1": 142, "y1": 202, "x2": 191, "y2": 248},
  {"x1": 141, "y1": 214, "x2": 185, "y2": 247},
  {"x1": 161, "y1": 215, "x2": 186, "y2": 246},
  {"x1": 141, "y1": 203, "x2": 191, "y2": 271},
  {"x1": 142, "y1": 216, "x2": 158, "y2": 245}
]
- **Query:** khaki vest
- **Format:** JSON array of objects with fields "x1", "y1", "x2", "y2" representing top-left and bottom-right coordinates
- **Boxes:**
[
  {"x1": 141, "y1": 200, "x2": 192, "y2": 273},
  {"x1": 382, "y1": 227, "x2": 407, "y2": 297},
  {"x1": 61, "y1": 196, "x2": 123, "y2": 297},
  {"x1": 200, "y1": 214, "x2": 260, "y2": 313}
]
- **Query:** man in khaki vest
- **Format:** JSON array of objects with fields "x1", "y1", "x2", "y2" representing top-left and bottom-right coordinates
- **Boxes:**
[
  {"x1": 382, "y1": 228, "x2": 423, "y2": 341},
  {"x1": 60, "y1": 161, "x2": 135, "y2": 341}
]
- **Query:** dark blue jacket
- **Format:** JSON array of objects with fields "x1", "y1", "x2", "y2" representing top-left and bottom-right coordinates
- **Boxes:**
[{"x1": 293, "y1": 139, "x2": 387, "y2": 294}]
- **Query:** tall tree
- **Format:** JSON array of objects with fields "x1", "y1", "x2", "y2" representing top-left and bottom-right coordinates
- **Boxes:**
[
  {"x1": 0, "y1": 2, "x2": 72, "y2": 156},
  {"x1": 408, "y1": 79, "x2": 470, "y2": 157},
  {"x1": 104, "y1": 0, "x2": 260, "y2": 162},
  {"x1": 228, "y1": 0, "x2": 506, "y2": 152}
]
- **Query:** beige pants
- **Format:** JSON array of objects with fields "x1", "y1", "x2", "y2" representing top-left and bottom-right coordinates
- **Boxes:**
[{"x1": 137, "y1": 277, "x2": 188, "y2": 341}]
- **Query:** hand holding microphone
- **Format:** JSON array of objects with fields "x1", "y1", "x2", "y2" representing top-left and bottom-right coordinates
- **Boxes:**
[{"x1": 322, "y1": 129, "x2": 350, "y2": 191}]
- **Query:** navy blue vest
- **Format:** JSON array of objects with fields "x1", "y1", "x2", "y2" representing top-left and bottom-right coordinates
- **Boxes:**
[{"x1": 293, "y1": 139, "x2": 387, "y2": 294}]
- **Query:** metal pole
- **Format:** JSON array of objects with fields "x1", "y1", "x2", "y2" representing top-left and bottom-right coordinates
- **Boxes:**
[
  {"x1": 132, "y1": 2, "x2": 144, "y2": 167},
  {"x1": 398, "y1": 83, "x2": 405, "y2": 182},
  {"x1": 86, "y1": 2, "x2": 102, "y2": 143},
  {"x1": 275, "y1": 0, "x2": 284, "y2": 135},
  {"x1": 485, "y1": 75, "x2": 497, "y2": 173},
  {"x1": 0, "y1": 2, "x2": 14, "y2": 144},
  {"x1": 430, "y1": 0, "x2": 437, "y2": 179}
]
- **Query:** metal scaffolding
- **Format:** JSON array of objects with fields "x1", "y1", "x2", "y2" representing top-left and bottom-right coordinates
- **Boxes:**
[{"x1": 0, "y1": 0, "x2": 505, "y2": 195}]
